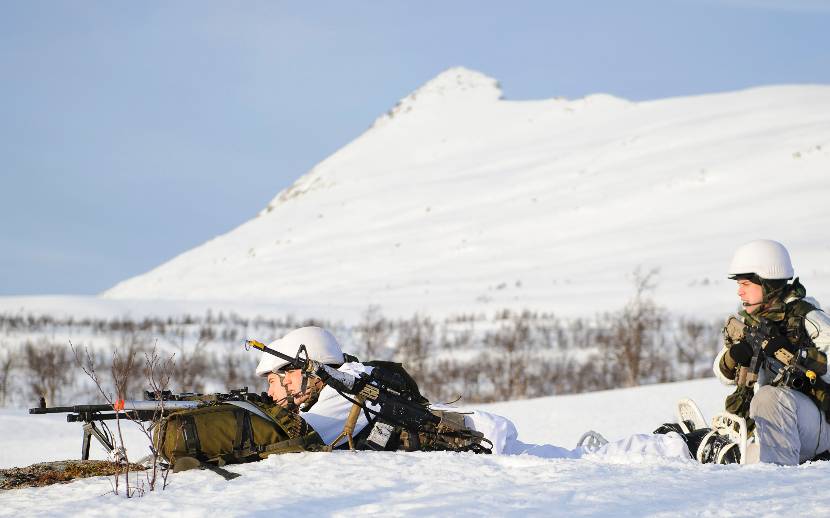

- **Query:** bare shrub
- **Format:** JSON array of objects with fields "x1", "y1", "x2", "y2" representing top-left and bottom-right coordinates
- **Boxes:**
[
  {"x1": 483, "y1": 312, "x2": 532, "y2": 401},
  {"x1": 356, "y1": 305, "x2": 391, "y2": 360},
  {"x1": 395, "y1": 315, "x2": 436, "y2": 394},
  {"x1": 137, "y1": 347, "x2": 175, "y2": 491},
  {"x1": 607, "y1": 267, "x2": 665, "y2": 387},
  {"x1": 25, "y1": 339, "x2": 74, "y2": 405},
  {"x1": 199, "y1": 325, "x2": 216, "y2": 342},
  {"x1": 71, "y1": 342, "x2": 175, "y2": 496},
  {"x1": 170, "y1": 341, "x2": 209, "y2": 392},
  {"x1": 217, "y1": 351, "x2": 260, "y2": 393},
  {"x1": 0, "y1": 346, "x2": 14, "y2": 406},
  {"x1": 673, "y1": 317, "x2": 720, "y2": 380},
  {"x1": 71, "y1": 342, "x2": 131, "y2": 496},
  {"x1": 109, "y1": 339, "x2": 151, "y2": 400}
]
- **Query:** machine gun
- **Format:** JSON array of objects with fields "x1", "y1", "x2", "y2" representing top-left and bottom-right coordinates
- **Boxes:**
[
  {"x1": 29, "y1": 387, "x2": 264, "y2": 461},
  {"x1": 245, "y1": 339, "x2": 490, "y2": 453}
]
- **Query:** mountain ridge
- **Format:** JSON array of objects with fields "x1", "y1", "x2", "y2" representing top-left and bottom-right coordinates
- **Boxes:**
[{"x1": 103, "y1": 68, "x2": 830, "y2": 319}]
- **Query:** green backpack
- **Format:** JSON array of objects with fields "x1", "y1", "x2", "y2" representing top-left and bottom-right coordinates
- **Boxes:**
[
  {"x1": 154, "y1": 399, "x2": 324, "y2": 472},
  {"x1": 154, "y1": 361, "x2": 491, "y2": 474}
]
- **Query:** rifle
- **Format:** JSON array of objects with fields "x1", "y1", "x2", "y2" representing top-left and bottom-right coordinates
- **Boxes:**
[
  {"x1": 29, "y1": 387, "x2": 263, "y2": 461},
  {"x1": 738, "y1": 317, "x2": 827, "y2": 393},
  {"x1": 244, "y1": 340, "x2": 487, "y2": 452}
]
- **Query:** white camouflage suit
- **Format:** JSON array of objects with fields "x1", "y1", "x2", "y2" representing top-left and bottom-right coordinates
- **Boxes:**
[{"x1": 713, "y1": 297, "x2": 830, "y2": 465}]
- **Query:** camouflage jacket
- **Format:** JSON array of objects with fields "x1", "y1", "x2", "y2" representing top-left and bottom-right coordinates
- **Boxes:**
[{"x1": 713, "y1": 278, "x2": 830, "y2": 387}]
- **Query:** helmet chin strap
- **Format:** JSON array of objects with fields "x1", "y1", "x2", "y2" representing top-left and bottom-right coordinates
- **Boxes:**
[
  {"x1": 298, "y1": 381, "x2": 322, "y2": 411},
  {"x1": 299, "y1": 371, "x2": 309, "y2": 395}
]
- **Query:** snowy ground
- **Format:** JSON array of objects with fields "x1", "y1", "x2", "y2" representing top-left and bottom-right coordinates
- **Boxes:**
[{"x1": 3, "y1": 378, "x2": 829, "y2": 517}]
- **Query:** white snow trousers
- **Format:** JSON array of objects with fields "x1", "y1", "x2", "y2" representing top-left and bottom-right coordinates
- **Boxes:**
[{"x1": 750, "y1": 385, "x2": 830, "y2": 465}]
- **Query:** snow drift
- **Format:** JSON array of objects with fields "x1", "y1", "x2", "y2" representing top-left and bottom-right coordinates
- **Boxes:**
[{"x1": 4, "y1": 378, "x2": 830, "y2": 516}]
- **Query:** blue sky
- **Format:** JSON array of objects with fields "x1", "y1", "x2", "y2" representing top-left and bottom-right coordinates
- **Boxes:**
[{"x1": 1, "y1": 0, "x2": 828, "y2": 295}]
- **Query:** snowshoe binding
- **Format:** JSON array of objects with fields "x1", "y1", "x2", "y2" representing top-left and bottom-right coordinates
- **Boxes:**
[
  {"x1": 653, "y1": 399, "x2": 708, "y2": 435},
  {"x1": 695, "y1": 412, "x2": 749, "y2": 465},
  {"x1": 697, "y1": 432, "x2": 742, "y2": 464}
]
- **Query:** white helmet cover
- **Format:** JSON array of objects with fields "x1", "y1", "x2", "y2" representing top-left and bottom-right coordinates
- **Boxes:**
[
  {"x1": 255, "y1": 326, "x2": 344, "y2": 377},
  {"x1": 728, "y1": 239, "x2": 794, "y2": 280}
]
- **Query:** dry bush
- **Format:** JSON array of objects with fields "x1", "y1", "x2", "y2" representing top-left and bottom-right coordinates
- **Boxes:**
[
  {"x1": 674, "y1": 317, "x2": 721, "y2": 380},
  {"x1": 71, "y1": 342, "x2": 130, "y2": 496},
  {"x1": 170, "y1": 341, "x2": 209, "y2": 393},
  {"x1": 137, "y1": 347, "x2": 175, "y2": 491},
  {"x1": 25, "y1": 339, "x2": 74, "y2": 405},
  {"x1": 605, "y1": 267, "x2": 665, "y2": 387},
  {"x1": 482, "y1": 312, "x2": 533, "y2": 401},
  {"x1": 216, "y1": 351, "x2": 261, "y2": 393},
  {"x1": 0, "y1": 346, "x2": 14, "y2": 406},
  {"x1": 357, "y1": 305, "x2": 391, "y2": 360},
  {"x1": 72, "y1": 342, "x2": 175, "y2": 496},
  {"x1": 109, "y1": 340, "x2": 152, "y2": 400},
  {"x1": 394, "y1": 315, "x2": 436, "y2": 389}
]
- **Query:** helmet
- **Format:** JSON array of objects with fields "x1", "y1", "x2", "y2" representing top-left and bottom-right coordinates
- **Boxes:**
[
  {"x1": 255, "y1": 326, "x2": 344, "y2": 377},
  {"x1": 728, "y1": 240, "x2": 794, "y2": 280}
]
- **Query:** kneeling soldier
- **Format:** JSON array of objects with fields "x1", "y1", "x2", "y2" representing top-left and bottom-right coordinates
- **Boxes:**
[{"x1": 657, "y1": 240, "x2": 830, "y2": 465}]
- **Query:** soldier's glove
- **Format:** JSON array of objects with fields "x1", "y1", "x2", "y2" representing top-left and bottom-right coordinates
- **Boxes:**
[
  {"x1": 762, "y1": 335, "x2": 794, "y2": 360},
  {"x1": 728, "y1": 340, "x2": 753, "y2": 367}
]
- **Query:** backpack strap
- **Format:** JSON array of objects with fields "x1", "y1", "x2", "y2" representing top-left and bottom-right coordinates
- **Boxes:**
[
  {"x1": 256, "y1": 431, "x2": 324, "y2": 456},
  {"x1": 253, "y1": 402, "x2": 325, "y2": 455},
  {"x1": 788, "y1": 298, "x2": 817, "y2": 318},
  {"x1": 785, "y1": 299, "x2": 819, "y2": 347},
  {"x1": 232, "y1": 409, "x2": 255, "y2": 460},
  {"x1": 181, "y1": 414, "x2": 202, "y2": 458}
]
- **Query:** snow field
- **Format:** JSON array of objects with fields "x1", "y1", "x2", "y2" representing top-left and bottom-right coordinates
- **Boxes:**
[
  {"x1": 483, "y1": 378, "x2": 734, "y2": 446},
  {"x1": 3, "y1": 378, "x2": 829, "y2": 516},
  {"x1": 6, "y1": 450, "x2": 830, "y2": 517}
]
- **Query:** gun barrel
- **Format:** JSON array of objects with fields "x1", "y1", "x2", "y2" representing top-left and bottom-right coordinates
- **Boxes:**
[
  {"x1": 66, "y1": 410, "x2": 159, "y2": 423},
  {"x1": 122, "y1": 400, "x2": 202, "y2": 411},
  {"x1": 29, "y1": 399, "x2": 203, "y2": 415},
  {"x1": 29, "y1": 404, "x2": 114, "y2": 414}
]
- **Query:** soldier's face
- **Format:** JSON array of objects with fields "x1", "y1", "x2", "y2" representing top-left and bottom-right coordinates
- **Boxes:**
[
  {"x1": 737, "y1": 279, "x2": 763, "y2": 313},
  {"x1": 266, "y1": 372, "x2": 289, "y2": 406},
  {"x1": 282, "y1": 369, "x2": 313, "y2": 404}
]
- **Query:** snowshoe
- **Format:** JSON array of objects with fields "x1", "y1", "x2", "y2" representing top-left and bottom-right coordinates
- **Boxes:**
[
  {"x1": 576, "y1": 430, "x2": 609, "y2": 453},
  {"x1": 675, "y1": 398, "x2": 707, "y2": 433}
]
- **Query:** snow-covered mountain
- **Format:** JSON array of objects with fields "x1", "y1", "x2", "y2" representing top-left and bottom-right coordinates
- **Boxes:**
[{"x1": 103, "y1": 67, "x2": 830, "y2": 319}]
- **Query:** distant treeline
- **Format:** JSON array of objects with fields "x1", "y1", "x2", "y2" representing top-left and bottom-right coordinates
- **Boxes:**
[{"x1": 0, "y1": 272, "x2": 722, "y2": 407}]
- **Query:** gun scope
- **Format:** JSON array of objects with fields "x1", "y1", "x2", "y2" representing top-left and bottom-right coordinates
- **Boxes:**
[{"x1": 370, "y1": 368, "x2": 408, "y2": 395}]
